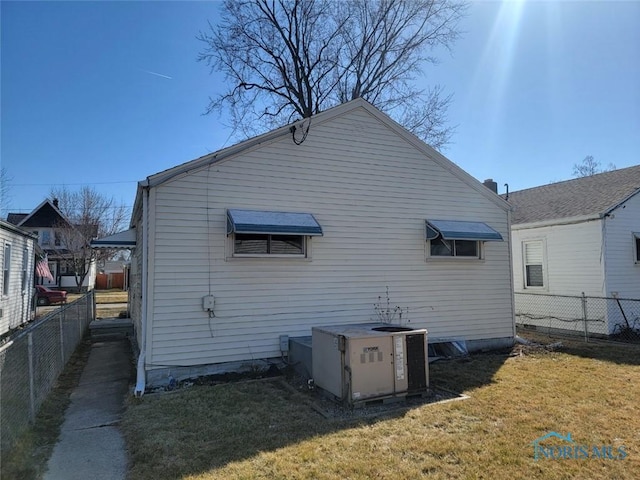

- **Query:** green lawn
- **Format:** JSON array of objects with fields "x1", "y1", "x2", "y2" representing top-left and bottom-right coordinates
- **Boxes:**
[{"x1": 122, "y1": 335, "x2": 640, "y2": 479}]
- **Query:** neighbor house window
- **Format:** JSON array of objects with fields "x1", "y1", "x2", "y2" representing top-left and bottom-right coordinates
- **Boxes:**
[
  {"x1": 635, "y1": 234, "x2": 640, "y2": 263},
  {"x1": 429, "y1": 238, "x2": 480, "y2": 258},
  {"x1": 54, "y1": 231, "x2": 62, "y2": 246},
  {"x1": 523, "y1": 240, "x2": 544, "y2": 288},
  {"x1": 234, "y1": 234, "x2": 305, "y2": 256},
  {"x1": 3, "y1": 244, "x2": 10, "y2": 295},
  {"x1": 41, "y1": 230, "x2": 51, "y2": 245},
  {"x1": 22, "y1": 248, "x2": 29, "y2": 292}
]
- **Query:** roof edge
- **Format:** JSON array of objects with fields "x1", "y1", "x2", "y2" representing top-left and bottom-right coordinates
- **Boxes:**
[
  {"x1": 355, "y1": 102, "x2": 512, "y2": 212},
  {"x1": 0, "y1": 219, "x2": 38, "y2": 238},
  {"x1": 143, "y1": 99, "x2": 375, "y2": 189},
  {"x1": 137, "y1": 98, "x2": 512, "y2": 213},
  {"x1": 603, "y1": 187, "x2": 640, "y2": 216},
  {"x1": 511, "y1": 213, "x2": 601, "y2": 230},
  {"x1": 15, "y1": 199, "x2": 75, "y2": 229}
]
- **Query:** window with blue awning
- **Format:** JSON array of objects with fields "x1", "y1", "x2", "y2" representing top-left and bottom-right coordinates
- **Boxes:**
[
  {"x1": 426, "y1": 220, "x2": 503, "y2": 242},
  {"x1": 227, "y1": 209, "x2": 323, "y2": 236}
]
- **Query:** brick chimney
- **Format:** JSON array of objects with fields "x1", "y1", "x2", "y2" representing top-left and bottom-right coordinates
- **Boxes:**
[{"x1": 482, "y1": 179, "x2": 498, "y2": 194}]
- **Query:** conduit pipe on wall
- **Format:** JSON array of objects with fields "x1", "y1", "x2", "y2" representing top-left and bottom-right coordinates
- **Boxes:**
[{"x1": 134, "y1": 185, "x2": 149, "y2": 397}]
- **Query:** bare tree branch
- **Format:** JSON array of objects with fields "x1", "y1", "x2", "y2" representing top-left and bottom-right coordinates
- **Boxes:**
[
  {"x1": 572, "y1": 155, "x2": 616, "y2": 178},
  {"x1": 49, "y1": 186, "x2": 128, "y2": 290},
  {"x1": 198, "y1": 0, "x2": 467, "y2": 150}
]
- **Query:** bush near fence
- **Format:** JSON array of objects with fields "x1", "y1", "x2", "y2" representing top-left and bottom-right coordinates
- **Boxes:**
[
  {"x1": 0, "y1": 292, "x2": 95, "y2": 456},
  {"x1": 515, "y1": 292, "x2": 640, "y2": 342}
]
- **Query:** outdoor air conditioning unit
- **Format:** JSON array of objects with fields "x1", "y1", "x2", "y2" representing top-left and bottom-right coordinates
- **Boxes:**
[{"x1": 312, "y1": 323, "x2": 428, "y2": 405}]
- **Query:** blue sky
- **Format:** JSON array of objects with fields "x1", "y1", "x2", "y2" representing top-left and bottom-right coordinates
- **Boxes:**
[{"x1": 2, "y1": 1, "x2": 639, "y2": 217}]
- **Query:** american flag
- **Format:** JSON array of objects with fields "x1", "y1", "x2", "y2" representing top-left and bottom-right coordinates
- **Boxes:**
[{"x1": 36, "y1": 258, "x2": 54, "y2": 281}]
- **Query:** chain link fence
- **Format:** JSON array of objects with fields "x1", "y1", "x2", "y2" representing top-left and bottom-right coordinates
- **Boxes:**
[
  {"x1": 0, "y1": 291, "x2": 95, "y2": 456},
  {"x1": 515, "y1": 292, "x2": 640, "y2": 342}
]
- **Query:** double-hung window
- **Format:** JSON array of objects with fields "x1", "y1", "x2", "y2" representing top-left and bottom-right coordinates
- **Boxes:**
[
  {"x1": 426, "y1": 219, "x2": 503, "y2": 259},
  {"x1": 523, "y1": 240, "x2": 545, "y2": 288},
  {"x1": 3, "y1": 244, "x2": 10, "y2": 296},
  {"x1": 22, "y1": 248, "x2": 29, "y2": 292},
  {"x1": 227, "y1": 209, "x2": 323, "y2": 258}
]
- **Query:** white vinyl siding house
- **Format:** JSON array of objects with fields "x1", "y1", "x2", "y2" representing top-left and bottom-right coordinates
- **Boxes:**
[
  {"x1": 508, "y1": 165, "x2": 640, "y2": 335},
  {"x1": 512, "y1": 221, "x2": 603, "y2": 296},
  {"x1": 129, "y1": 99, "x2": 515, "y2": 389},
  {"x1": 0, "y1": 221, "x2": 36, "y2": 336},
  {"x1": 522, "y1": 240, "x2": 545, "y2": 288},
  {"x1": 603, "y1": 190, "x2": 640, "y2": 301}
]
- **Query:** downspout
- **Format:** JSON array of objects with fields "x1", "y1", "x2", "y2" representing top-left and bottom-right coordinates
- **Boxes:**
[
  {"x1": 134, "y1": 186, "x2": 149, "y2": 397},
  {"x1": 600, "y1": 214, "x2": 608, "y2": 297},
  {"x1": 507, "y1": 207, "x2": 517, "y2": 341}
]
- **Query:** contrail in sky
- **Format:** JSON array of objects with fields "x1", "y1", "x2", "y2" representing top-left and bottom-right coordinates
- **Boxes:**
[{"x1": 140, "y1": 69, "x2": 173, "y2": 80}]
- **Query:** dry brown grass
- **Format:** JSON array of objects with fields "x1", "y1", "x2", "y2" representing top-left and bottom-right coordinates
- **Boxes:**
[
  {"x1": 122, "y1": 334, "x2": 640, "y2": 479},
  {"x1": 66, "y1": 289, "x2": 128, "y2": 305},
  {"x1": 94, "y1": 289, "x2": 128, "y2": 304}
]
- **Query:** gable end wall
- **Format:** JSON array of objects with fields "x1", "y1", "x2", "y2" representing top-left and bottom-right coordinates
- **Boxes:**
[{"x1": 145, "y1": 107, "x2": 514, "y2": 369}]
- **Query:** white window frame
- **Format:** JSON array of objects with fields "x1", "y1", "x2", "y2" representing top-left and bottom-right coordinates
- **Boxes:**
[
  {"x1": 427, "y1": 237, "x2": 483, "y2": 261},
  {"x1": 523, "y1": 240, "x2": 546, "y2": 289},
  {"x1": 3, "y1": 243, "x2": 11, "y2": 296},
  {"x1": 41, "y1": 229, "x2": 51, "y2": 246},
  {"x1": 227, "y1": 233, "x2": 313, "y2": 261},
  {"x1": 22, "y1": 247, "x2": 29, "y2": 292}
]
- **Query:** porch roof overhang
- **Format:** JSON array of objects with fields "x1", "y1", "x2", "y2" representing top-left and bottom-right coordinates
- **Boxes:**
[{"x1": 91, "y1": 228, "x2": 137, "y2": 248}]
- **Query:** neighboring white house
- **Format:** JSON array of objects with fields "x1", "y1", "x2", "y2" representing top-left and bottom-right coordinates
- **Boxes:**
[
  {"x1": 125, "y1": 99, "x2": 515, "y2": 390},
  {"x1": 507, "y1": 165, "x2": 640, "y2": 335},
  {"x1": 0, "y1": 220, "x2": 37, "y2": 336},
  {"x1": 7, "y1": 200, "x2": 96, "y2": 290}
]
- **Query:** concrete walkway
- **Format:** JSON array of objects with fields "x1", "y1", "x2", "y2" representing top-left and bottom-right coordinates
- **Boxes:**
[{"x1": 44, "y1": 338, "x2": 131, "y2": 480}]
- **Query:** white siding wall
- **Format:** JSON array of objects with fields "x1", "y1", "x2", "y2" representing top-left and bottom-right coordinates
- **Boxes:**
[
  {"x1": 603, "y1": 193, "x2": 640, "y2": 334},
  {"x1": 146, "y1": 108, "x2": 513, "y2": 369},
  {"x1": 511, "y1": 220, "x2": 604, "y2": 296},
  {"x1": 511, "y1": 220, "x2": 606, "y2": 334},
  {"x1": 59, "y1": 261, "x2": 97, "y2": 289},
  {"x1": 0, "y1": 227, "x2": 36, "y2": 336},
  {"x1": 604, "y1": 193, "x2": 640, "y2": 299},
  {"x1": 130, "y1": 211, "x2": 144, "y2": 347}
]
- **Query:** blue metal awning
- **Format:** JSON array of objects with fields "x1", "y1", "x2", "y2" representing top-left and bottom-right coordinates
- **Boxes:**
[
  {"x1": 227, "y1": 209, "x2": 323, "y2": 236},
  {"x1": 426, "y1": 220, "x2": 503, "y2": 241}
]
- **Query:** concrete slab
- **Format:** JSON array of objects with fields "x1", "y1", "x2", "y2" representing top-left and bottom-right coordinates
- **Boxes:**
[{"x1": 44, "y1": 339, "x2": 131, "y2": 480}]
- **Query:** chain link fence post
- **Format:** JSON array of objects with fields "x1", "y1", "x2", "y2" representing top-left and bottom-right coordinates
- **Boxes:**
[
  {"x1": 1, "y1": 291, "x2": 98, "y2": 461},
  {"x1": 581, "y1": 292, "x2": 588, "y2": 342},
  {"x1": 27, "y1": 332, "x2": 35, "y2": 423}
]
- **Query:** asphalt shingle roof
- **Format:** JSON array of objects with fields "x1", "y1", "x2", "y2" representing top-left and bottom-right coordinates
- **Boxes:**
[
  {"x1": 6, "y1": 213, "x2": 28, "y2": 225},
  {"x1": 506, "y1": 164, "x2": 640, "y2": 225}
]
